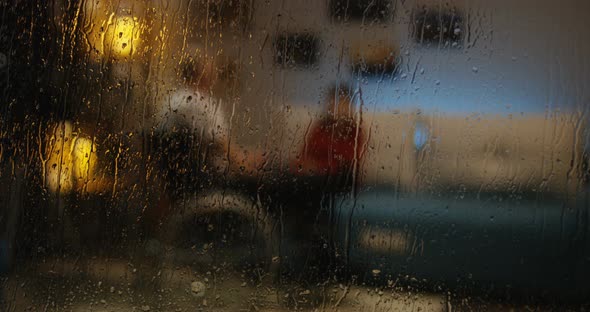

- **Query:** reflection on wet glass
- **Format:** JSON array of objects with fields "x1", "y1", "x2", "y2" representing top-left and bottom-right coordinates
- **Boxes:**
[{"x1": 1, "y1": 0, "x2": 590, "y2": 310}]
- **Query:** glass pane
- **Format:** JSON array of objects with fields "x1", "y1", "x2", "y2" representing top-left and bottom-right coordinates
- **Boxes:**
[{"x1": 1, "y1": 0, "x2": 590, "y2": 310}]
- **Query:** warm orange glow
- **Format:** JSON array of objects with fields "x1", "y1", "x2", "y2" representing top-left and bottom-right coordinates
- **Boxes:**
[
  {"x1": 45, "y1": 122, "x2": 74, "y2": 193},
  {"x1": 106, "y1": 15, "x2": 142, "y2": 59},
  {"x1": 82, "y1": 0, "x2": 148, "y2": 60},
  {"x1": 85, "y1": 11, "x2": 144, "y2": 60},
  {"x1": 45, "y1": 122, "x2": 98, "y2": 194}
]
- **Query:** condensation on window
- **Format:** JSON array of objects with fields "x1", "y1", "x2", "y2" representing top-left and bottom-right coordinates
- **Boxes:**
[{"x1": 1, "y1": 0, "x2": 590, "y2": 310}]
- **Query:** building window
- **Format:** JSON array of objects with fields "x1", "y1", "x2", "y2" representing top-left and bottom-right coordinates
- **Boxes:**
[
  {"x1": 329, "y1": 0, "x2": 391, "y2": 23},
  {"x1": 412, "y1": 5, "x2": 463, "y2": 46},
  {"x1": 273, "y1": 33, "x2": 320, "y2": 69},
  {"x1": 206, "y1": 0, "x2": 252, "y2": 31}
]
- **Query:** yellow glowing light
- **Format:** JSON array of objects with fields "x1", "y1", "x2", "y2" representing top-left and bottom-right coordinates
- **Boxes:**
[
  {"x1": 107, "y1": 16, "x2": 142, "y2": 58},
  {"x1": 71, "y1": 137, "x2": 97, "y2": 185},
  {"x1": 86, "y1": 13, "x2": 144, "y2": 60},
  {"x1": 45, "y1": 122, "x2": 74, "y2": 194},
  {"x1": 45, "y1": 122, "x2": 98, "y2": 194}
]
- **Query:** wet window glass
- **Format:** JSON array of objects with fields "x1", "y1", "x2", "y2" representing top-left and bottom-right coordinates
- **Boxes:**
[{"x1": 1, "y1": 0, "x2": 590, "y2": 310}]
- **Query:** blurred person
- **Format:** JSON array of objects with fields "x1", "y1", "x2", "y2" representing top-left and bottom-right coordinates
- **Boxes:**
[
  {"x1": 149, "y1": 49, "x2": 264, "y2": 228},
  {"x1": 141, "y1": 49, "x2": 278, "y2": 271},
  {"x1": 296, "y1": 84, "x2": 366, "y2": 192},
  {"x1": 279, "y1": 85, "x2": 367, "y2": 281}
]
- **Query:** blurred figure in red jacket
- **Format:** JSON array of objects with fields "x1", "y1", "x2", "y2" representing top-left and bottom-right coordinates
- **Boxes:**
[
  {"x1": 297, "y1": 84, "x2": 366, "y2": 194},
  {"x1": 285, "y1": 85, "x2": 366, "y2": 278}
]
